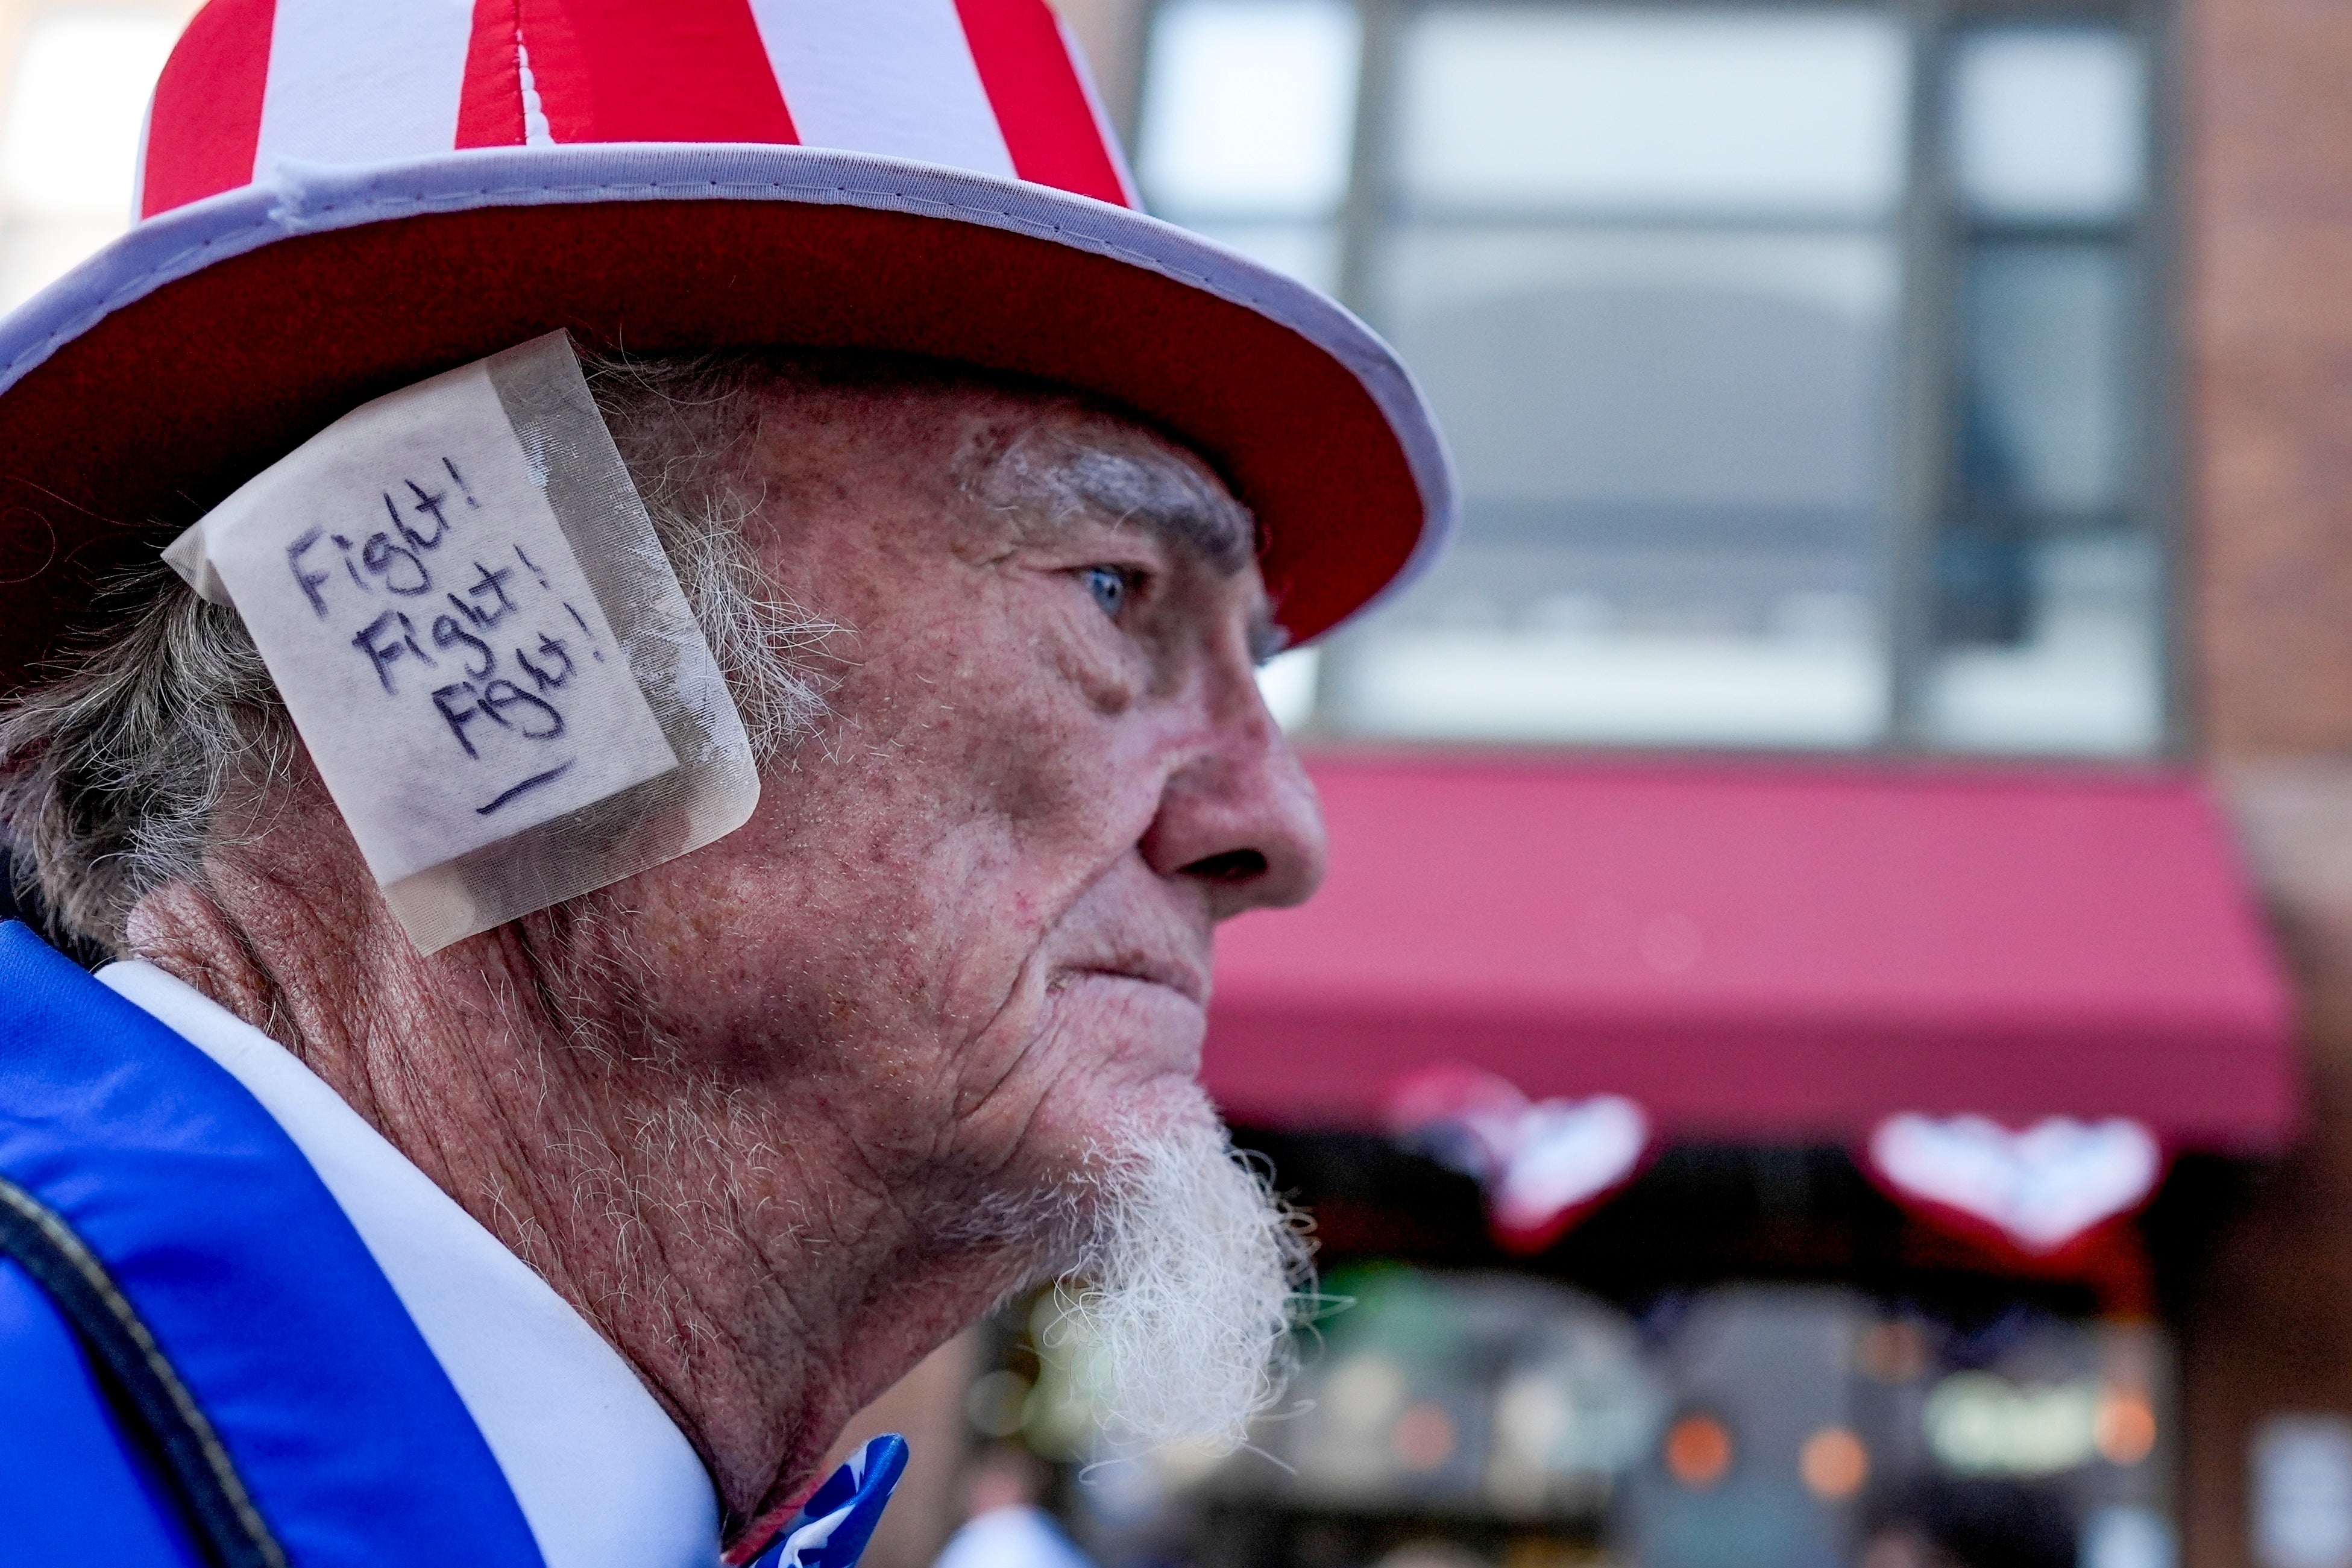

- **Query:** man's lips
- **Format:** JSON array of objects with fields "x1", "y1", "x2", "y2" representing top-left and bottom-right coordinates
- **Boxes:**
[{"x1": 1058, "y1": 957, "x2": 1209, "y2": 1008}]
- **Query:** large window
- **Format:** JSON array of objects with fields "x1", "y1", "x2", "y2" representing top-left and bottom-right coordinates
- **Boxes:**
[{"x1": 1137, "y1": 0, "x2": 2165, "y2": 756}]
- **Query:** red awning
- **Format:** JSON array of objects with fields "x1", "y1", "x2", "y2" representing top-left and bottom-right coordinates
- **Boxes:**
[{"x1": 1203, "y1": 755, "x2": 2299, "y2": 1152}]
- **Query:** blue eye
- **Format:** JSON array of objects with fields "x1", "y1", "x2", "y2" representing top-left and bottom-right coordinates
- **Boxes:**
[{"x1": 1083, "y1": 566, "x2": 1129, "y2": 618}]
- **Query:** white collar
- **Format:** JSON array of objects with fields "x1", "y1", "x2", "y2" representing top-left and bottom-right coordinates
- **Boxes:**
[{"x1": 97, "y1": 959, "x2": 722, "y2": 1568}]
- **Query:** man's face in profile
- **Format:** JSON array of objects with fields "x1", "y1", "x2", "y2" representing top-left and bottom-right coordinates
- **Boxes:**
[
  {"x1": 633, "y1": 383, "x2": 1325, "y2": 1165},
  {"x1": 600, "y1": 377, "x2": 1326, "y2": 1472}
]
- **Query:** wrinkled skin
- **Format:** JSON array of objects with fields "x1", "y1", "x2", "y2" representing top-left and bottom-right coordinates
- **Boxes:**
[{"x1": 128, "y1": 377, "x2": 1327, "y2": 1545}]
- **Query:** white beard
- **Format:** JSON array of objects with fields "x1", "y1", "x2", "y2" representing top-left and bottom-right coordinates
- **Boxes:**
[{"x1": 1045, "y1": 1100, "x2": 1314, "y2": 1455}]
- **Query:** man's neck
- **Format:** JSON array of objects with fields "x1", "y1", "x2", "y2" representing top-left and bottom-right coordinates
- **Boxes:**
[{"x1": 122, "y1": 855, "x2": 1029, "y2": 1539}]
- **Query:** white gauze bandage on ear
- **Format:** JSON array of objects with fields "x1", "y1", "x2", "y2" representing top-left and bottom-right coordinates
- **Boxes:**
[{"x1": 165, "y1": 330, "x2": 760, "y2": 953}]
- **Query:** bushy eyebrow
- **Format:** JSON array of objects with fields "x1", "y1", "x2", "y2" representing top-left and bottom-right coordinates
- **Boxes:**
[
  {"x1": 1046, "y1": 448, "x2": 1255, "y2": 575},
  {"x1": 964, "y1": 427, "x2": 1257, "y2": 576},
  {"x1": 1046, "y1": 455, "x2": 1298, "y2": 660},
  {"x1": 957, "y1": 419, "x2": 1297, "y2": 655}
]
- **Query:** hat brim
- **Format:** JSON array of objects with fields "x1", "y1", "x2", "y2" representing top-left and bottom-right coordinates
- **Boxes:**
[{"x1": 0, "y1": 144, "x2": 1453, "y2": 694}]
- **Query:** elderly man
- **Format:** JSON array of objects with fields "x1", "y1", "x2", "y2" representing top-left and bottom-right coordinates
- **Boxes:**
[{"x1": 0, "y1": 4, "x2": 1449, "y2": 1567}]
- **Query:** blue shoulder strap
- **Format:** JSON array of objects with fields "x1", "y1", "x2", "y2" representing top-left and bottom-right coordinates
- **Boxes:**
[
  {"x1": 0, "y1": 1254, "x2": 209, "y2": 1564},
  {"x1": 0, "y1": 922, "x2": 545, "y2": 1568}
]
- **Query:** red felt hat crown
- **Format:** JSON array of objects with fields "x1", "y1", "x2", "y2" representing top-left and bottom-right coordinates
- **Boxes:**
[{"x1": 0, "y1": 0, "x2": 1452, "y2": 691}]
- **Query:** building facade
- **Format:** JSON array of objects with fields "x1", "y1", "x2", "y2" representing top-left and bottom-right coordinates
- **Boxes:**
[{"x1": 1039, "y1": 1, "x2": 2352, "y2": 1565}]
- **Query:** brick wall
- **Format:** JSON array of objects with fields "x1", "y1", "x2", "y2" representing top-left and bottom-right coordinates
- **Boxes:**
[{"x1": 2187, "y1": 0, "x2": 2352, "y2": 1561}]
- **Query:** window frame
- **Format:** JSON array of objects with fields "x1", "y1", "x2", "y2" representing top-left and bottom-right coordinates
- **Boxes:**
[{"x1": 1130, "y1": 0, "x2": 2181, "y2": 760}]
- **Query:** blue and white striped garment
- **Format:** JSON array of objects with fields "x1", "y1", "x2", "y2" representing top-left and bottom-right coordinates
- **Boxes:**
[{"x1": 751, "y1": 1435, "x2": 910, "y2": 1568}]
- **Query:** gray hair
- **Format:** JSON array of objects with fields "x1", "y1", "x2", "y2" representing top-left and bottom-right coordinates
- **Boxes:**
[
  {"x1": 0, "y1": 347, "x2": 1259, "y2": 953},
  {"x1": 0, "y1": 350, "x2": 837, "y2": 952}
]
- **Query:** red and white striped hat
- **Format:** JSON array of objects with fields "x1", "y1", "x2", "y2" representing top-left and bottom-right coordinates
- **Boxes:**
[{"x1": 0, "y1": 0, "x2": 1451, "y2": 691}]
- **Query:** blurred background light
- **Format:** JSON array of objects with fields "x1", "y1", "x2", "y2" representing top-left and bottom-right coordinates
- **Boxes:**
[
  {"x1": 1923, "y1": 1372, "x2": 2101, "y2": 1476},
  {"x1": 0, "y1": 8, "x2": 182, "y2": 310},
  {"x1": 1798, "y1": 1425, "x2": 1869, "y2": 1499},
  {"x1": 1392, "y1": 1401, "x2": 1459, "y2": 1471},
  {"x1": 2098, "y1": 1389, "x2": 2161, "y2": 1467},
  {"x1": 2254, "y1": 1416, "x2": 2352, "y2": 1568},
  {"x1": 1663, "y1": 1412, "x2": 1734, "y2": 1489},
  {"x1": 2084, "y1": 1504, "x2": 2178, "y2": 1568}
]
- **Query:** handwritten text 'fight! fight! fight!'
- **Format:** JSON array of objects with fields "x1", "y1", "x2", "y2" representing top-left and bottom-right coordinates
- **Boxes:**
[{"x1": 281, "y1": 457, "x2": 618, "y2": 818}]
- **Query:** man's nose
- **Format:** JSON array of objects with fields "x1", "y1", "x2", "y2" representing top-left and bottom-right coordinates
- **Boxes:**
[{"x1": 1138, "y1": 677, "x2": 1329, "y2": 920}]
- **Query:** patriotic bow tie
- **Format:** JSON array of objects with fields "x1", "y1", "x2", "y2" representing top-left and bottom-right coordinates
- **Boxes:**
[{"x1": 749, "y1": 1434, "x2": 909, "y2": 1568}]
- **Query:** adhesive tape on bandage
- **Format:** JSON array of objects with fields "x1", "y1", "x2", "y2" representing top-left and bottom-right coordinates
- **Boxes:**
[{"x1": 165, "y1": 330, "x2": 759, "y2": 953}]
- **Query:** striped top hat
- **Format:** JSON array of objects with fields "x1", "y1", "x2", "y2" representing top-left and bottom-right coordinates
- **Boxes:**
[{"x1": 0, "y1": 0, "x2": 1453, "y2": 693}]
